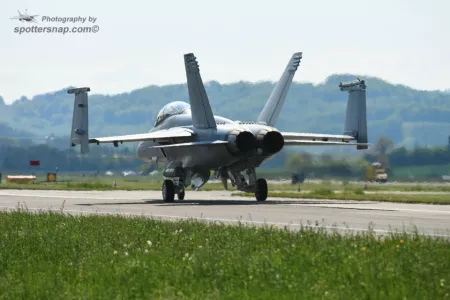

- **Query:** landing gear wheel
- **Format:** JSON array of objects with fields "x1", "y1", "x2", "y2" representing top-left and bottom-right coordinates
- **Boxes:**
[
  {"x1": 162, "y1": 180, "x2": 175, "y2": 202},
  {"x1": 255, "y1": 178, "x2": 268, "y2": 201},
  {"x1": 177, "y1": 190, "x2": 185, "y2": 200}
]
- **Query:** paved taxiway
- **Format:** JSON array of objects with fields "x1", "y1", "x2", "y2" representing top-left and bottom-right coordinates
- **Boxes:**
[{"x1": 0, "y1": 189, "x2": 449, "y2": 237}]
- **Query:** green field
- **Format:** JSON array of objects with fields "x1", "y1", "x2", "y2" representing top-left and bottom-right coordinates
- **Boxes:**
[
  {"x1": 0, "y1": 211, "x2": 448, "y2": 299},
  {"x1": 2, "y1": 175, "x2": 450, "y2": 205},
  {"x1": 2, "y1": 174, "x2": 450, "y2": 192},
  {"x1": 391, "y1": 163, "x2": 450, "y2": 181}
]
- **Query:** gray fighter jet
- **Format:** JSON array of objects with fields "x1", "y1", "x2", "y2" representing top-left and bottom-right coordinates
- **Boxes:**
[
  {"x1": 68, "y1": 52, "x2": 369, "y2": 202},
  {"x1": 10, "y1": 10, "x2": 39, "y2": 23}
]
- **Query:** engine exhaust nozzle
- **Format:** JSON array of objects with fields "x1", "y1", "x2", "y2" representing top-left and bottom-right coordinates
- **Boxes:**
[
  {"x1": 227, "y1": 130, "x2": 257, "y2": 154},
  {"x1": 256, "y1": 130, "x2": 284, "y2": 154}
]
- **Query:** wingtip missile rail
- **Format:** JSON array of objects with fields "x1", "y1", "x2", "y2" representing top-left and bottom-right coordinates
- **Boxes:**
[
  {"x1": 339, "y1": 79, "x2": 366, "y2": 91},
  {"x1": 67, "y1": 87, "x2": 91, "y2": 94}
]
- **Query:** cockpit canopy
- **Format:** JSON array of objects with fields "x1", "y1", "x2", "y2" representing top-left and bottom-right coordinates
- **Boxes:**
[{"x1": 154, "y1": 101, "x2": 191, "y2": 126}]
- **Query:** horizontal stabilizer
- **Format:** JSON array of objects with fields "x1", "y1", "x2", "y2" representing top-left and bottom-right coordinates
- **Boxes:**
[
  {"x1": 281, "y1": 132, "x2": 355, "y2": 142},
  {"x1": 149, "y1": 140, "x2": 228, "y2": 149},
  {"x1": 89, "y1": 128, "x2": 194, "y2": 144},
  {"x1": 284, "y1": 140, "x2": 371, "y2": 147}
]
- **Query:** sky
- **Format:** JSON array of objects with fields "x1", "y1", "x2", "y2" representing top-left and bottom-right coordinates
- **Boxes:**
[{"x1": 1, "y1": 0, "x2": 450, "y2": 104}]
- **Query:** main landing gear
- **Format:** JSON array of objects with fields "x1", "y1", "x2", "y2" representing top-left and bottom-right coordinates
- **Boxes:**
[
  {"x1": 255, "y1": 178, "x2": 268, "y2": 201},
  {"x1": 162, "y1": 166, "x2": 269, "y2": 202},
  {"x1": 162, "y1": 179, "x2": 185, "y2": 202},
  {"x1": 226, "y1": 167, "x2": 268, "y2": 201}
]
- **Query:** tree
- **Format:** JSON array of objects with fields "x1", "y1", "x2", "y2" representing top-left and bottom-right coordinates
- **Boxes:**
[
  {"x1": 285, "y1": 152, "x2": 314, "y2": 173},
  {"x1": 0, "y1": 145, "x2": 8, "y2": 170},
  {"x1": 372, "y1": 136, "x2": 395, "y2": 156},
  {"x1": 365, "y1": 136, "x2": 395, "y2": 170}
]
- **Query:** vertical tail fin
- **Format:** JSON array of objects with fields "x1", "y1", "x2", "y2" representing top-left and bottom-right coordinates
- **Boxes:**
[
  {"x1": 68, "y1": 87, "x2": 90, "y2": 154},
  {"x1": 257, "y1": 52, "x2": 302, "y2": 126},
  {"x1": 339, "y1": 79, "x2": 368, "y2": 150},
  {"x1": 184, "y1": 53, "x2": 216, "y2": 129}
]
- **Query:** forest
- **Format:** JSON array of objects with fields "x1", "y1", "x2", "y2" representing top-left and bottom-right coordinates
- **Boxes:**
[{"x1": 1, "y1": 74, "x2": 450, "y2": 148}]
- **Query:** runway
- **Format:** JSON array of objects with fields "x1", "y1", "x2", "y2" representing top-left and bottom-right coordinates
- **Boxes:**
[{"x1": 0, "y1": 189, "x2": 449, "y2": 237}]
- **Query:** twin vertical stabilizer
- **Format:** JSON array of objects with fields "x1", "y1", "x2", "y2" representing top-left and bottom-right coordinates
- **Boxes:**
[
  {"x1": 184, "y1": 53, "x2": 217, "y2": 129},
  {"x1": 339, "y1": 79, "x2": 368, "y2": 149},
  {"x1": 68, "y1": 87, "x2": 90, "y2": 154},
  {"x1": 257, "y1": 52, "x2": 302, "y2": 126}
]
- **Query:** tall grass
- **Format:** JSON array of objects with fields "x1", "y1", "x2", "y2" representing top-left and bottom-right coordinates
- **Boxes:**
[{"x1": 0, "y1": 211, "x2": 448, "y2": 299}]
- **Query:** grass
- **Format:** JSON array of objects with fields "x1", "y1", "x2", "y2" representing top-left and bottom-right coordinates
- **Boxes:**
[
  {"x1": 0, "y1": 211, "x2": 448, "y2": 299},
  {"x1": 391, "y1": 163, "x2": 450, "y2": 181},
  {"x1": 2, "y1": 175, "x2": 450, "y2": 192},
  {"x1": 2, "y1": 175, "x2": 450, "y2": 206},
  {"x1": 233, "y1": 189, "x2": 450, "y2": 204},
  {"x1": 0, "y1": 175, "x2": 229, "y2": 191}
]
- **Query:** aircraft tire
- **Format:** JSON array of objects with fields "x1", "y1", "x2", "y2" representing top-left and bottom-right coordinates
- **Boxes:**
[
  {"x1": 177, "y1": 190, "x2": 185, "y2": 200},
  {"x1": 162, "y1": 180, "x2": 175, "y2": 202},
  {"x1": 255, "y1": 178, "x2": 268, "y2": 201}
]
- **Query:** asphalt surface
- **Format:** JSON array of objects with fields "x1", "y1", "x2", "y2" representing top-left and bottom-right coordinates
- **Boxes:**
[{"x1": 0, "y1": 189, "x2": 449, "y2": 237}]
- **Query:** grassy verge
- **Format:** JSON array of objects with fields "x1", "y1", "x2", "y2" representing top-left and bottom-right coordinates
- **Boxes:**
[
  {"x1": 233, "y1": 188, "x2": 450, "y2": 205},
  {"x1": 264, "y1": 181, "x2": 450, "y2": 193},
  {"x1": 0, "y1": 181, "x2": 232, "y2": 191},
  {"x1": 0, "y1": 211, "x2": 448, "y2": 299},
  {"x1": 3, "y1": 178, "x2": 450, "y2": 193}
]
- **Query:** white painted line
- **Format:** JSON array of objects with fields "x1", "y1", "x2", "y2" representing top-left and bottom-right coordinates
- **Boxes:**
[{"x1": 295, "y1": 204, "x2": 450, "y2": 214}]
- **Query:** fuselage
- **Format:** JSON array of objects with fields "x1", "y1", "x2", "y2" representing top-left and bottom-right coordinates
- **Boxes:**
[
  {"x1": 18, "y1": 15, "x2": 34, "y2": 22},
  {"x1": 136, "y1": 109, "x2": 283, "y2": 172}
]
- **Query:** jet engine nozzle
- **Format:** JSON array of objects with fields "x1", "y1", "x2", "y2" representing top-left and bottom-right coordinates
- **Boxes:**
[
  {"x1": 227, "y1": 130, "x2": 257, "y2": 154},
  {"x1": 256, "y1": 130, "x2": 284, "y2": 154}
]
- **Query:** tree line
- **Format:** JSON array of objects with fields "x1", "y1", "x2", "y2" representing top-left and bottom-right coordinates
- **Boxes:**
[
  {"x1": 1, "y1": 136, "x2": 449, "y2": 181},
  {"x1": 2, "y1": 74, "x2": 450, "y2": 148}
]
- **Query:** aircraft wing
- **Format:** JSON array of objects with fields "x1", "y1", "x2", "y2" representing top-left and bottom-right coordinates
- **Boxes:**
[
  {"x1": 281, "y1": 132, "x2": 355, "y2": 142},
  {"x1": 280, "y1": 132, "x2": 371, "y2": 147},
  {"x1": 284, "y1": 140, "x2": 370, "y2": 147},
  {"x1": 149, "y1": 140, "x2": 228, "y2": 149},
  {"x1": 89, "y1": 127, "x2": 195, "y2": 144}
]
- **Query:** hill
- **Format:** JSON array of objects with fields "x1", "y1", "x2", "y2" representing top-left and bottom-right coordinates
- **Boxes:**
[{"x1": 1, "y1": 74, "x2": 450, "y2": 147}]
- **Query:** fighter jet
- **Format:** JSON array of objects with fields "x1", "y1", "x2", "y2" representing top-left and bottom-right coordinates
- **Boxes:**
[
  {"x1": 10, "y1": 10, "x2": 39, "y2": 23},
  {"x1": 68, "y1": 52, "x2": 369, "y2": 202}
]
